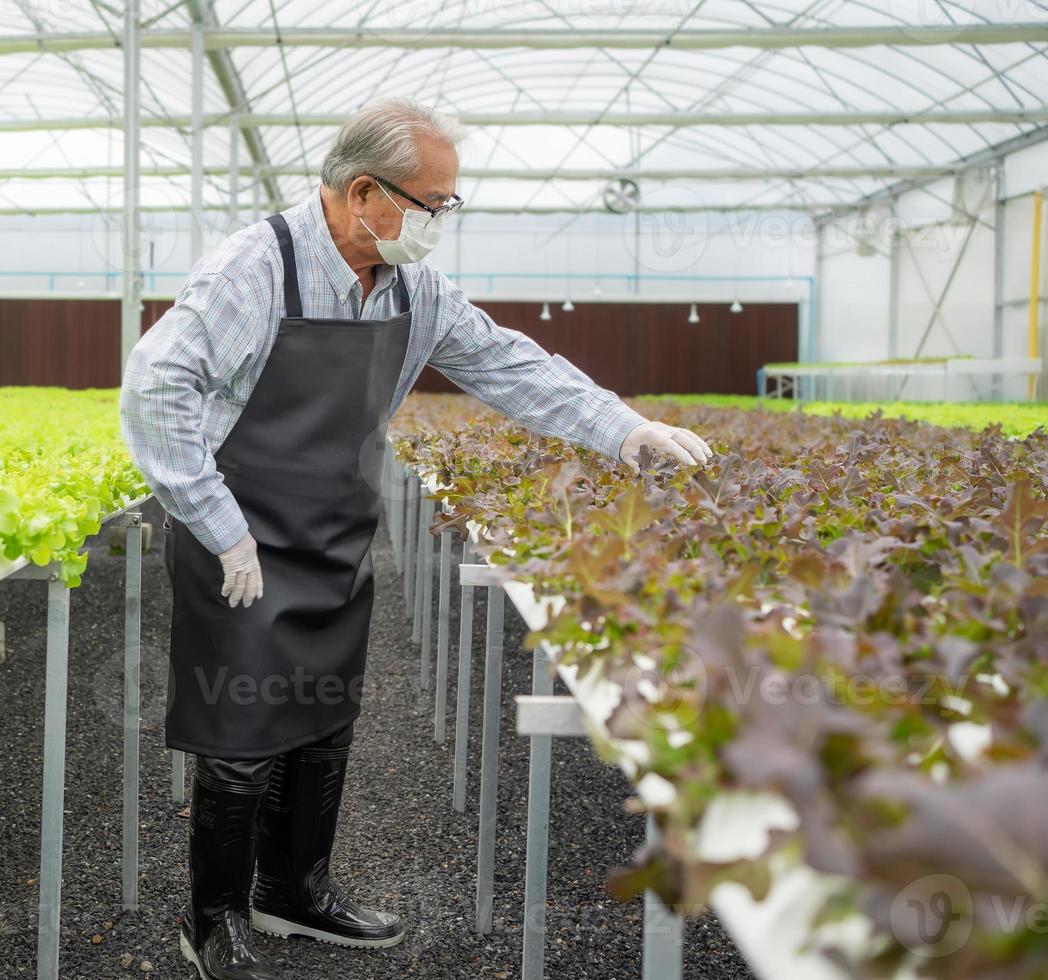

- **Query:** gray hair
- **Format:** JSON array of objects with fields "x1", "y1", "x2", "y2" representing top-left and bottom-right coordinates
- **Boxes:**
[{"x1": 320, "y1": 98, "x2": 467, "y2": 194}]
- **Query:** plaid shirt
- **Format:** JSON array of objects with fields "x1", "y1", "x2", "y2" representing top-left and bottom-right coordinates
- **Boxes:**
[{"x1": 119, "y1": 183, "x2": 648, "y2": 556}]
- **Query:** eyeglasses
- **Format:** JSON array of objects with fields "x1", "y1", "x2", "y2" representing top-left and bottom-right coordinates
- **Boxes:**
[{"x1": 367, "y1": 174, "x2": 464, "y2": 226}]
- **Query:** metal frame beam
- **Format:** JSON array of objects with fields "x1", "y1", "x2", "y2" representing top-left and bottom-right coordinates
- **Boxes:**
[
  {"x1": 818, "y1": 124, "x2": 1048, "y2": 222},
  {"x1": 3, "y1": 23, "x2": 1048, "y2": 55},
  {"x1": 183, "y1": 0, "x2": 280, "y2": 212},
  {"x1": 119, "y1": 0, "x2": 140, "y2": 379},
  {"x1": 3, "y1": 164, "x2": 969, "y2": 181},
  {"x1": 0, "y1": 202, "x2": 839, "y2": 217},
  {"x1": 4, "y1": 108, "x2": 1048, "y2": 132},
  {"x1": 992, "y1": 164, "x2": 1009, "y2": 400}
]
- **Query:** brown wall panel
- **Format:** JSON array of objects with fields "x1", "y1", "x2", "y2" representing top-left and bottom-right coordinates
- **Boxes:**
[
  {"x1": 0, "y1": 297, "x2": 798, "y2": 396},
  {"x1": 0, "y1": 298, "x2": 122, "y2": 387},
  {"x1": 418, "y1": 300, "x2": 799, "y2": 397}
]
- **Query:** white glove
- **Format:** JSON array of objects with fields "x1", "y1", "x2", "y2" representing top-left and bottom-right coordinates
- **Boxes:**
[
  {"x1": 618, "y1": 420, "x2": 714, "y2": 473},
  {"x1": 218, "y1": 530, "x2": 263, "y2": 608}
]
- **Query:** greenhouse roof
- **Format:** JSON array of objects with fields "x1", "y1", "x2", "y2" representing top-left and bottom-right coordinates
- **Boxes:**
[{"x1": 1, "y1": 1, "x2": 1047, "y2": 216}]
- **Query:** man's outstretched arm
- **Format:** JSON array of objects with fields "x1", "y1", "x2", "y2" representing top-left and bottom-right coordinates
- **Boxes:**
[{"x1": 424, "y1": 270, "x2": 713, "y2": 471}]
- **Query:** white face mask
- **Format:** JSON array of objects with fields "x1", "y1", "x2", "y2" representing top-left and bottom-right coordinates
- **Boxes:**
[{"x1": 361, "y1": 182, "x2": 445, "y2": 264}]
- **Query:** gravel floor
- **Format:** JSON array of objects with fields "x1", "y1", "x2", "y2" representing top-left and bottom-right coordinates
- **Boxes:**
[{"x1": 0, "y1": 495, "x2": 755, "y2": 979}]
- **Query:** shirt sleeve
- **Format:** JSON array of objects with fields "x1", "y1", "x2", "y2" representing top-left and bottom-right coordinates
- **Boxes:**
[
  {"x1": 423, "y1": 271, "x2": 648, "y2": 462},
  {"x1": 119, "y1": 271, "x2": 260, "y2": 556}
]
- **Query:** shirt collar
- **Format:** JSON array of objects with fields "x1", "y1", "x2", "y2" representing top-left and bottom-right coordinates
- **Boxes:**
[{"x1": 303, "y1": 184, "x2": 398, "y2": 301}]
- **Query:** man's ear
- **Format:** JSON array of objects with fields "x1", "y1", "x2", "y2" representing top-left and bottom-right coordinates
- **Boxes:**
[{"x1": 346, "y1": 175, "x2": 374, "y2": 217}]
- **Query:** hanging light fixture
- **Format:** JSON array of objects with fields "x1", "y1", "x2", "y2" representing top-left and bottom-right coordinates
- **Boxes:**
[
  {"x1": 562, "y1": 298, "x2": 575, "y2": 312},
  {"x1": 730, "y1": 299, "x2": 743, "y2": 314},
  {"x1": 539, "y1": 302, "x2": 552, "y2": 321},
  {"x1": 592, "y1": 282, "x2": 603, "y2": 297},
  {"x1": 688, "y1": 303, "x2": 700, "y2": 324}
]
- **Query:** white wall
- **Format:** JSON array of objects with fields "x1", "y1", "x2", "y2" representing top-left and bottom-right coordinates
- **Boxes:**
[
  {"x1": 816, "y1": 213, "x2": 892, "y2": 363},
  {"x1": 811, "y1": 139, "x2": 1047, "y2": 399},
  {"x1": 0, "y1": 201, "x2": 815, "y2": 307}
]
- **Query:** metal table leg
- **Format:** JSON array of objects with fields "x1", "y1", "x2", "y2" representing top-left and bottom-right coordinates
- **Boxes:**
[
  {"x1": 522, "y1": 643, "x2": 554, "y2": 980},
  {"x1": 452, "y1": 538, "x2": 474, "y2": 812},
  {"x1": 412, "y1": 486, "x2": 427, "y2": 647},
  {"x1": 171, "y1": 750, "x2": 185, "y2": 804},
  {"x1": 38, "y1": 566, "x2": 71, "y2": 980},
  {"x1": 434, "y1": 524, "x2": 453, "y2": 743},
  {"x1": 380, "y1": 440, "x2": 389, "y2": 516},
  {"x1": 475, "y1": 583, "x2": 505, "y2": 934},
  {"x1": 420, "y1": 496, "x2": 436, "y2": 690},
  {"x1": 515, "y1": 691, "x2": 587, "y2": 980},
  {"x1": 391, "y1": 459, "x2": 405, "y2": 575},
  {"x1": 120, "y1": 513, "x2": 143, "y2": 911},
  {"x1": 404, "y1": 475, "x2": 418, "y2": 618},
  {"x1": 643, "y1": 811, "x2": 683, "y2": 980}
]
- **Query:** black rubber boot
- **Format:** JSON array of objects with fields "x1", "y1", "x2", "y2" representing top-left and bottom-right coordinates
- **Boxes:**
[
  {"x1": 252, "y1": 743, "x2": 406, "y2": 948},
  {"x1": 179, "y1": 767, "x2": 286, "y2": 979}
]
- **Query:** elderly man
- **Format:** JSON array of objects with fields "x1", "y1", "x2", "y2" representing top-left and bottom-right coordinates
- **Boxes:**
[{"x1": 120, "y1": 97, "x2": 712, "y2": 979}]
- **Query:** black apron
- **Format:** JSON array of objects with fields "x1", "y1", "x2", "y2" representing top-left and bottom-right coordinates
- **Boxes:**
[{"x1": 162, "y1": 212, "x2": 412, "y2": 759}]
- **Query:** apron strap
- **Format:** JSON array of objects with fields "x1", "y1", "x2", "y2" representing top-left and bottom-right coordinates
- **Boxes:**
[
  {"x1": 266, "y1": 212, "x2": 411, "y2": 320},
  {"x1": 394, "y1": 266, "x2": 411, "y2": 315},
  {"x1": 265, "y1": 213, "x2": 303, "y2": 319}
]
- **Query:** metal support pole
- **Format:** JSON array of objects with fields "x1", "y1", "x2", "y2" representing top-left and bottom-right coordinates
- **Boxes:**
[
  {"x1": 453, "y1": 537, "x2": 474, "y2": 812},
  {"x1": 172, "y1": 0, "x2": 201, "y2": 804},
  {"x1": 403, "y1": 474, "x2": 418, "y2": 616},
  {"x1": 413, "y1": 486, "x2": 427, "y2": 646},
  {"x1": 455, "y1": 212, "x2": 463, "y2": 284},
  {"x1": 190, "y1": 3, "x2": 205, "y2": 263},
  {"x1": 522, "y1": 643, "x2": 554, "y2": 980},
  {"x1": 397, "y1": 466, "x2": 408, "y2": 576},
  {"x1": 643, "y1": 811, "x2": 683, "y2": 980},
  {"x1": 475, "y1": 583, "x2": 505, "y2": 935},
  {"x1": 633, "y1": 209, "x2": 641, "y2": 294},
  {"x1": 37, "y1": 569, "x2": 71, "y2": 980},
  {"x1": 172, "y1": 750, "x2": 185, "y2": 803},
  {"x1": 388, "y1": 461, "x2": 399, "y2": 572},
  {"x1": 228, "y1": 112, "x2": 239, "y2": 232},
  {"x1": 420, "y1": 496, "x2": 436, "y2": 690},
  {"x1": 121, "y1": 514, "x2": 143, "y2": 911},
  {"x1": 251, "y1": 162, "x2": 261, "y2": 222},
  {"x1": 896, "y1": 215, "x2": 980, "y2": 399},
  {"x1": 390, "y1": 455, "x2": 404, "y2": 574},
  {"x1": 812, "y1": 220, "x2": 825, "y2": 373},
  {"x1": 993, "y1": 164, "x2": 1007, "y2": 399},
  {"x1": 889, "y1": 203, "x2": 900, "y2": 363},
  {"x1": 434, "y1": 522, "x2": 453, "y2": 742},
  {"x1": 119, "y1": 0, "x2": 141, "y2": 378},
  {"x1": 1028, "y1": 189, "x2": 1043, "y2": 400}
]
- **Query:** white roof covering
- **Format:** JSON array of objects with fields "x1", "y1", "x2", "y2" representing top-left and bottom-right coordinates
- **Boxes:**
[{"x1": 1, "y1": 1, "x2": 1046, "y2": 215}]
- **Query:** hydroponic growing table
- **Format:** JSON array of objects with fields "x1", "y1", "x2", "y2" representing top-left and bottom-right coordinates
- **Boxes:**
[{"x1": 0, "y1": 492, "x2": 152, "y2": 980}]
